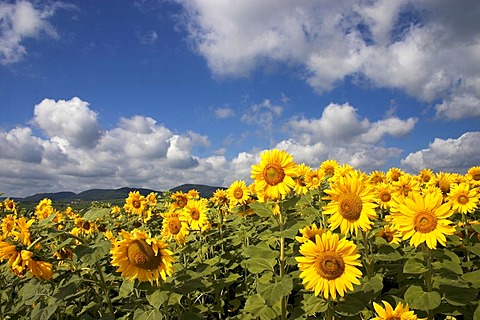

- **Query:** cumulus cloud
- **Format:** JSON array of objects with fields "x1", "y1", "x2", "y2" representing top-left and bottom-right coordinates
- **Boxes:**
[
  {"x1": 177, "y1": 0, "x2": 480, "y2": 120},
  {"x1": 214, "y1": 107, "x2": 235, "y2": 119},
  {"x1": 0, "y1": 1, "x2": 60, "y2": 64},
  {"x1": 401, "y1": 132, "x2": 480, "y2": 173},
  {"x1": 33, "y1": 97, "x2": 102, "y2": 148}
]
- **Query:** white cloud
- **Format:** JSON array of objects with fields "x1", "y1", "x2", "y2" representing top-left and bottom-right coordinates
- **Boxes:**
[
  {"x1": 241, "y1": 99, "x2": 283, "y2": 131},
  {"x1": 0, "y1": 1, "x2": 59, "y2": 64},
  {"x1": 177, "y1": 0, "x2": 480, "y2": 120},
  {"x1": 33, "y1": 97, "x2": 101, "y2": 148},
  {"x1": 139, "y1": 30, "x2": 158, "y2": 45},
  {"x1": 401, "y1": 132, "x2": 480, "y2": 173},
  {"x1": 214, "y1": 107, "x2": 235, "y2": 119}
]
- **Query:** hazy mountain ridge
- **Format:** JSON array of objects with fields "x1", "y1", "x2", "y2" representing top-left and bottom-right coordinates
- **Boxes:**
[{"x1": 4, "y1": 184, "x2": 224, "y2": 202}]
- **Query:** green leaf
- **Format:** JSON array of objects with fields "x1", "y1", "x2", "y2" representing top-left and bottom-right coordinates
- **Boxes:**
[
  {"x1": 259, "y1": 275, "x2": 293, "y2": 305},
  {"x1": 147, "y1": 290, "x2": 169, "y2": 309},
  {"x1": 361, "y1": 274, "x2": 383, "y2": 294},
  {"x1": 31, "y1": 299, "x2": 59, "y2": 320},
  {"x1": 245, "y1": 257, "x2": 276, "y2": 274},
  {"x1": 248, "y1": 202, "x2": 273, "y2": 217},
  {"x1": 433, "y1": 259, "x2": 463, "y2": 275},
  {"x1": 463, "y1": 270, "x2": 480, "y2": 288},
  {"x1": 242, "y1": 243, "x2": 278, "y2": 259},
  {"x1": 302, "y1": 294, "x2": 328, "y2": 315},
  {"x1": 336, "y1": 296, "x2": 366, "y2": 316},
  {"x1": 374, "y1": 245, "x2": 403, "y2": 261},
  {"x1": 466, "y1": 244, "x2": 480, "y2": 257},
  {"x1": 118, "y1": 281, "x2": 134, "y2": 298},
  {"x1": 403, "y1": 258, "x2": 428, "y2": 274},
  {"x1": 243, "y1": 294, "x2": 277, "y2": 320},
  {"x1": 439, "y1": 284, "x2": 478, "y2": 306},
  {"x1": 404, "y1": 285, "x2": 441, "y2": 311},
  {"x1": 74, "y1": 239, "x2": 111, "y2": 265},
  {"x1": 83, "y1": 207, "x2": 111, "y2": 221},
  {"x1": 133, "y1": 309, "x2": 163, "y2": 320}
]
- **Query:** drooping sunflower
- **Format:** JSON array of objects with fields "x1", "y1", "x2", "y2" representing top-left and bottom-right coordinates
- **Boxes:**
[
  {"x1": 296, "y1": 231, "x2": 362, "y2": 300},
  {"x1": 183, "y1": 199, "x2": 210, "y2": 232},
  {"x1": 390, "y1": 191, "x2": 455, "y2": 249},
  {"x1": 0, "y1": 242, "x2": 52, "y2": 280},
  {"x1": 124, "y1": 191, "x2": 148, "y2": 215},
  {"x1": 110, "y1": 229, "x2": 174, "y2": 284},
  {"x1": 250, "y1": 149, "x2": 297, "y2": 200},
  {"x1": 372, "y1": 300, "x2": 422, "y2": 320},
  {"x1": 295, "y1": 224, "x2": 326, "y2": 243},
  {"x1": 323, "y1": 171, "x2": 378, "y2": 236},
  {"x1": 1, "y1": 214, "x2": 16, "y2": 238},
  {"x1": 161, "y1": 210, "x2": 190, "y2": 245},
  {"x1": 227, "y1": 180, "x2": 251, "y2": 207},
  {"x1": 447, "y1": 183, "x2": 480, "y2": 214}
]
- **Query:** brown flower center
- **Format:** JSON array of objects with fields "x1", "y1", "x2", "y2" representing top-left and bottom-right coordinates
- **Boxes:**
[
  {"x1": 391, "y1": 172, "x2": 401, "y2": 181},
  {"x1": 127, "y1": 240, "x2": 161, "y2": 270},
  {"x1": 190, "y1": 209, "x2": 200, "y2": 220},
  {"x1": 338, "y1": 193, "x2": 363, "y2": 221},
  {"x1": 176, "y1": 197, "x2": 188, "y2": 208},
  {"x1": 324, "y1": 167, "x2": 335, "y2": 176},
  {"x1": 263, "y1": 163, "x2": 285, "y2": 186},
  {"x1": 380, "y1": 192, "x2": 391, "y2": 202},
  {"x1": 132, "y1": 199, "x2": 142, "y2": 209},
  {"x1": 458, "y1": 195, "x2": 469, "y2": 205},
  {"x1": 82, "y1": 221, "x2": 91, "y2": 231},
  {"x1": 472, "y1": 173, "x2": 480, "y2": 181},
  {"x1": 234, "y1": 188, "x2": 243, "y2": 199},
  {"x1": 413, "y1": 211, "x2": 438, "y2": 233},
  {"x1": 168, "y1": 217, "x2": 182, "y2": 235},
  {"x1": 314, "y1": 251, "x2": 345, "y2": 280},
  {"x1": 437, "y1": 180, "x2": 450, "y2": 195}
]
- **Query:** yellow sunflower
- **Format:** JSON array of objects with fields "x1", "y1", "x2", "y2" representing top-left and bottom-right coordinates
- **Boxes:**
[
  {"x1": 3, "y1": 199, "x2": 16, "y2": 213},
  {"x1": 296, "y1": 231, "x2": 362, "y2": 300},
  {"x1": 211, "y1": 189, "x2": 229, "y2": 207},
  {"x1": 35, "y1": 198, "x2": 54, "y2": 220},
  {"x1": 1, "y1": 214, "x2": 16, "y2": 238},
  {"x1": 295, "y1": 224, "x2": 326, "y2": 243},
  {"x1": 392, "y1": 174, "x2": 420, "y2": 199},
  {"x1": 161, "y1": 210, "x2": 190, "y2": 245},
  {"x1": 293, "y1": 163, "x2": 311, "y2": 195},
  {"x1": 11, "y1": 217, "x2": 35, "y2": 246},
  {"x1": 390, "y1": 191, "x2": 455, "y2": 249},
  {"x1": 372, "y1": 300, "x2": 422, "y2": 320},
  {"x1": 447, "y1": 183, "x2": 480, "y2": 214},
  {"x1": 320, "y1": 159, "x2": 339, "y2": 177},
  {"x1": 227, "y1": 180, "x2": 251, "y2": 207},
  {"x1": 376, "y1": 224, "x2": 402, "y2": 245},
  {"x1": 305, "y1": 168, "x2": 325, "y2": 190},
  {"x1": 323, "y1": 171, "x2": 378, "y2": 236},
  {"x1": 368, "y1": 170, "x2": 386, "y2": 186},
  {"x1": 375, "y1": 182, "x2": 395, "y2": 210},
  {"x1": 418, "y1": 168, "x2": 434, "y2": 184},
  {"x1": 124, "y1": 191, "x2": 148, "y2": 215},
  {"x1": 183, "y1": 199, "x2": 210, "y2": 232},
  {"x1": 466, "y1": 166, "x2": 480, "y2": 187},
  {"x1": 386, "y1": 167, "x2": 404, "y2": 182},
  {"x1": 110, "y1": 229, "x2": 174, "y2": 284},
  {"x1": 146, "y1": 192, "x2": 158, "y2": 206},
  {"x1": 250, "y1": 149, "x2": 297, "y2": 200},
  {"x1": 0, "y1": 242, "x2": 52, "y2": 280},
  {"x1": 429, "y1": 172, "x2": 456, "y2": 196}
]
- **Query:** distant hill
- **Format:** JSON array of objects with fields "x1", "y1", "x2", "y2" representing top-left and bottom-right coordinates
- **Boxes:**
[{"x1": 8, "y1": 184, "x2": 223, "y2": 203}]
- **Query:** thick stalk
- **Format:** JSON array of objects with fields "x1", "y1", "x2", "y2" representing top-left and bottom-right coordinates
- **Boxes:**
[
  {"x1": 325, "y1": 300, "x2": 334, "y2": 320},
  {"x1": 361, "y1": 231, "x2": 373, "y2": 280},
  {"x1": 278, "y1": 206, "x2": 287, "y2": 320}
]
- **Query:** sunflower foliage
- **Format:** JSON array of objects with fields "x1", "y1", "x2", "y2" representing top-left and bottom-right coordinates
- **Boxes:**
[{"x1": 0, "y1": 155, "x2": 480, "y2": 320}]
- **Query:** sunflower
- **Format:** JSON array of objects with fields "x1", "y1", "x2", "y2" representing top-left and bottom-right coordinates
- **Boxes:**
[
  {"x1": 305, "y1": 168, "x2": 325, "y2": 190},
  {"x1": 323, "y1": 171, "x2": 378, "y2": 236},
  {"x1": 390, "y1": 191, "x2": 455, "y2": 249},
  {"x1": 124, "y1": 191, "x2": 148, "y2": 215},
  {"x1": 372, "y1": 300, "x2": 422, "y2": 320},
  {"x1": 4, "y1": 199, "x2": 16, "y2": 213},
  {"x1": 320, "y1": 159, "x2": 339, "y2": 177},
  {"x1": 211, "y1": 189, "x2": 229, "y2": 207},
  {"x1": 447, "y1": 183, "x2": 480, "y2": 214},
  {"x1": 376, "y1": 224, "x2": 402, "y2": 245},
  {"x1": 430, "y1": 172, "x2": 456, "y2": 196},
  {"x1": 293, "y1": 163, "x2": 311, "y2": 195},
  {"x1": 11, "y1": 217, "x2": 35, "y2": 246},
  {"x1": 296, "y1": 231, "x2": 362, "y2": 300},
  {"x1": 35, "y1": 198, "x2": 54, "y2": 220},
  {"x1": 21, "y1": 250, "x2": 53, "y2": 281},
  {"x1": 375, "y1": 182, "x2": 395, "y2": 210},
  {"x1": 250, "y1": 149, "x2": 297, "y2": 200},
  {"x1": 227, "y1": 180, "x2": 251, "y2": 207},
  {"x1": 0, "y1": 242, "x2": 52, "y2": 280},
  {"x1": 184, "y1": 199, "x2": 210, "y2": 231},
  {"x1": 161, "y1": 210, "x2": 190, "y2": 245},
  {"x1": 1, "y1": 214, "x2": 16, "y2": 238},
  {"x1": 467, "y1": 166, "x2": 480, "y2": 187},
  {"x1": 110, "y1": 229, "x2": 174, "y2": 284},
  {"x1": 187, "y1": 189, "x2": 200, "y2": 199},
  {"x1": 418, "y1": 168, "x2": 434, "y2": 184},
  {"x1": 146, "y1": 192, "x2": 158, "y2": 206},
  {"x1": 368, "y1": 170, "x2": 386, "y2": 185},
  {"x1": 295, "y1": 224, "x2": 326, "y2": 243},
  {"x1": 171, "y1": 191, "x2": 190, "y2": 210},
  {"x1": 330, "y1": 164, "x2": 355, "y2": 182},
  {"x1": 386, "y1": 167, "x2": 404, "y2": 182}
]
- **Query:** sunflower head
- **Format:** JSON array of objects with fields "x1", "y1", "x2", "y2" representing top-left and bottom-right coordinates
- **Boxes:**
[
  {"x1": 372, "y1": 300, "x2": 420, "y2": 320},
  {"x1": 467, "y1": 166, "x2": 480, "y2": 186},
  {"x1": 227, "y1": 180, "x2": 251, "y2": 207},
  {"x1": 124, "y1": 191, "x2": 148, "y2": 215}
]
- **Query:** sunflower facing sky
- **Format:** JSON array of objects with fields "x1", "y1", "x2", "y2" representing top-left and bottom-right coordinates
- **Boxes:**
[
  {"x1": 296, "y1": 231, "x2": 362, "y2": 300},
  {"x1": 110, "y1": 229, "x2": 174, "y2": 284},
  {"x1": 372, "y1": 300, "x2": 422, "y2": 320},
  {"x1": 323, "y1": 171, "x2": 378, "y2": 236},
  {"x1": 251, "y1": 149, "x2": 298, "y2": 200},
  {"x1": 390, "y1": 191, "x2": 455, "y2": 249}
]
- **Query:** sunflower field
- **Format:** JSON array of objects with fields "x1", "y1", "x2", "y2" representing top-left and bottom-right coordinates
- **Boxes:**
[{"x1": 1, "y1": 149, "x2": 480, "y2": 320}]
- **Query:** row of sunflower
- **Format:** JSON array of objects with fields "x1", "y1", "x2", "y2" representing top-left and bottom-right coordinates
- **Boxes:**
[{"x1": 0, "y1": 149, "x2": 480, "y2": 319}]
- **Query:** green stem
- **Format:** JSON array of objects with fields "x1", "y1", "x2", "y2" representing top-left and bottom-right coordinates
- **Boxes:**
[
  {"x1": 462, "y1": 213, "x2": 471, "y2": 268},
  {"x1": 361, "y1": 231, "x2": 373, "y2": 280},
  {"x1": 278, "y1": 206, "x2": 287, "y2": 320},
  {"x1": 325, "y1": 300, "x2": 334, "y2": 320},
  {"x1": 95, "y1": 261, "x2": 115, "y2": 317},
  {"x1": 423, "y1": 245, "x2": 433, "y2": 292}
]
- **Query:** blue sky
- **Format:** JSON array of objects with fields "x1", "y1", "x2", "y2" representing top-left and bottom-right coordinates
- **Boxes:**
[{"x1": 1, "y1": 0, "x2": 479, "y2": 197}]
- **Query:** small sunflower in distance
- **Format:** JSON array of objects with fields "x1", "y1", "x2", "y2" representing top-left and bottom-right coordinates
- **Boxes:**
[
  {"x1": 251, "y1": 149, "x2": 297, "y2": 200},
  {"x1": 390, "y1": 191, "x2": 455, "y2": 249},
  {"x1": 227, "y1": 180, "x2": 251, "y2": 207},
  {"x1": 372, "y1": 300, "x2": 423, "y2": 320},
  {"x1": 296, "y1": 231, "x2": 362, "y2": 300},
  {"x1": 110, "y1": 229, "x2": 174, "y2": 284},
  {"x1": 161, "y1": 210, "x2": 190, "y2": 245},
  {"x1": 184, "y1": 199, "x2": 210, "y2": 232},
  {"x1": 124, "y1": 191, "x2": 148, "y2": 215},
  {"x1": 323, "y1": 171, "x2": 378, "y2": 236}
]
